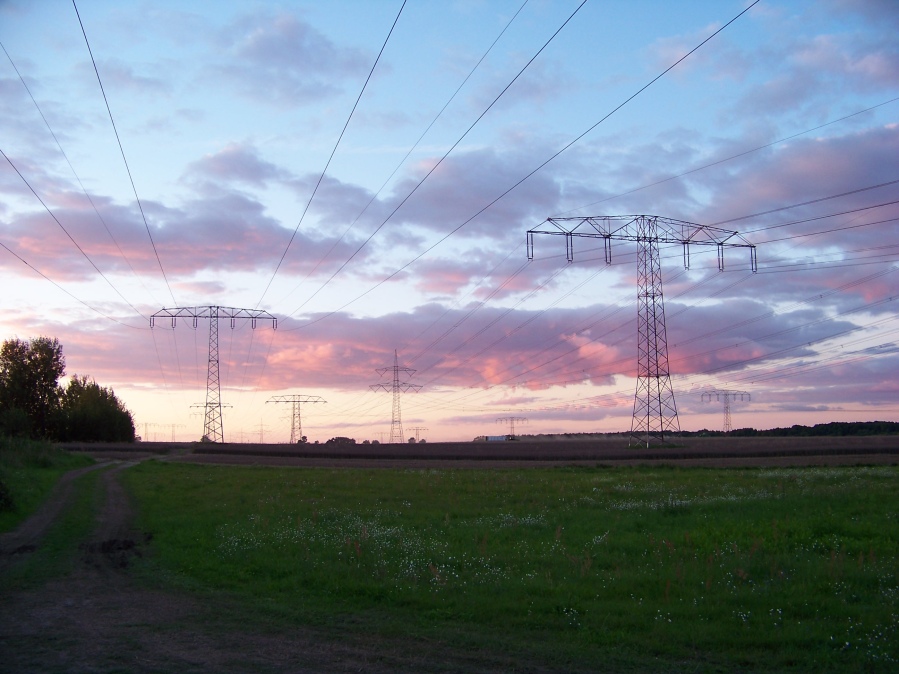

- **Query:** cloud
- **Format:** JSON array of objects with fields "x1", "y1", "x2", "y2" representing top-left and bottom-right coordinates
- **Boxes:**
[
  {"x1": 212, "y1": 12, "x2": 369, "y2": 107},
  {"x1": 465, "y1": 56, "x2": 575, "y2": 113},
  {"x1": 186, "y1": 143, "x2": 293, "y2": 187},
  {"x1": 383, "y1": 146, "x2": 564, "y2": 241},
  {"x1": 86, "y1": 59, "x2": 172, "y2": 95}
]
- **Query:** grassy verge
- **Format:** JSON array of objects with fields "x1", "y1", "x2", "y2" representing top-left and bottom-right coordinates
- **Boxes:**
[
  {"x1": 0, "y1": 435, "x2": 94, "y2": 533},
  {"x1": 0, "y1": 465, "x2": 104, "y2": 589},
  {"x1": 123, "y1": 463, "x2": 899, "y2": 672}
]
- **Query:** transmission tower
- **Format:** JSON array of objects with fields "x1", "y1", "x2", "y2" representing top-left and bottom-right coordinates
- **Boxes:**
[
  {"x1": 267, "y1": 395, "x2": 326, "y2": 443},
  {"x1": 151, "y1": 306, "x2": 276, "y2": 443},
  {"x1": 701, "y1": 389, "x2": 750, "y2": 433},
  {"x1": 370, "y1": 350, "x2": 421, "y2": 443},
  {"x1": 161, "y1": 423, "x2": 185, "y2": 442},
  {"x1": 497, "y1": 416, "x2": 528, "y2": 438},
  {"x1": 409, "y1": 426, "x2": 428, "y2": 442},
  {"x1": 528, "y1": 215, "x2": 756, "y2": 447},
  {"x1": 139, "y1": 421, "x2": 157, "y2": 442},
  {"x1": 190, "y1": 401, "x2": 232, "y2": 440}
]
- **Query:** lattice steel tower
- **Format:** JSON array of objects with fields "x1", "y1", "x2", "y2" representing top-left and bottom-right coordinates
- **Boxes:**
[
  {"x1": 370, "y1": 350, "x2": 421, "y2": 443},
  {"x1": 497, "y1": 416, "x2": 528, "y2": 438},
  {"x1": 151, "y1": 306, "x2": 277, "y2": 443},
  {"x1": 528, "y1": 215, "x2": 756, "y2": 446},
  {"x1": 701, "y1": 389, "x2": 750, "y2": 433},
  {"x1": 267, "y1": 394, "x2": 326, "y2": 443}
]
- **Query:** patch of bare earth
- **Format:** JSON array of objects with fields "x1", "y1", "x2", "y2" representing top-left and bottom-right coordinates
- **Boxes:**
[{"x1": 0, "y1": 461, "x2": 561, "y2": 673}]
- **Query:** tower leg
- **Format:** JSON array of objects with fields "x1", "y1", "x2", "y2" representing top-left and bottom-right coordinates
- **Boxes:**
[
  {"x1": 204, "y1": 309, "x2": 224, "y2": 443},
  {"x1": 630, "y1": 216, "x2": 680, "y2": 446},
  {"x1": 390, "y1": 351, "x2": 404, "y2": 443}
]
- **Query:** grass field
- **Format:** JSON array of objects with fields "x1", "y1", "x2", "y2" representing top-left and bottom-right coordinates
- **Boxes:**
[
  {"x1": 120, "y1": 461, "x2": 899, "y2": 672},
  {"x1": 0, "y1": 436, "x2": 93, "y2": 533}
]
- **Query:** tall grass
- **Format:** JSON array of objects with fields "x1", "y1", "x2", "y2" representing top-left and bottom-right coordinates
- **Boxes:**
[
  {"x1": 0, "y1": 435, "x2": 93, "y2": 532},
  {"x1": 123, "y1": 463, "x2": 898, "y2": 672}
]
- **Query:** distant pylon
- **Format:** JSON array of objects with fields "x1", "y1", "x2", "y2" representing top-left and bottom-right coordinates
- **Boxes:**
[
  {"x1": 409, "y1": 426, "x2": 428, "y2": 442},
  {"x1": 370, "y1": 350, "x2": 421, "y2": 443},
  {"x1": 701, "y1": 389, "x2": 750, "y2": 433},
  {"x1": 152, "y1": 306, "x2": 277, "y2": 443},
  {"x1": 267, "y1": 395, "x2": 326, "y2": 443},
  {"x1": 528, "y1": 215, "x2": 756, "y2": 446},
  {"x1": 162, "y1": 423, "x2": 185, "y2": 442},
  {"x1": 497, "y1": 416, "x2": 527, "y2": 438}
]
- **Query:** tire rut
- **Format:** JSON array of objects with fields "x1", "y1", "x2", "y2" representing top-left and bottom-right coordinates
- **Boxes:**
[
  {"x1": 80, "y1": 461, "x2": 152, "y2": 571},
  {"x1": 0, "y1": 462, "x2": 109, "y2": 568}
]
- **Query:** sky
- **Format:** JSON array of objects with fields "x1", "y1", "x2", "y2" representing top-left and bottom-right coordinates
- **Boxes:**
[{"x1": 0, "y1": 0, "x2": 897, "y2": 443}]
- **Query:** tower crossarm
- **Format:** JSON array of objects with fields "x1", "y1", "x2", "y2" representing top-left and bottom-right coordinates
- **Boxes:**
[
  {"x1": 267, "y1": 395, "x2": 326, "y2": 404},
  {"x1": 150, "y1": 306, "x2": 277, "y2": 329},
  {"x1": 528, "y1": 215, "x2": 757, "y2": 271},
  {"x1": 370, "y1": 382, "x2": 422, "y2": 393},
  {"x1": 700, "y1": 388, "x2": 751, "y2": 403}
]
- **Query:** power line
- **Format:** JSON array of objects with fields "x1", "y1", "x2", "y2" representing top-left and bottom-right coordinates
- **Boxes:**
[
  {"x1": 283, "y1": 0, "x2": 758, "y2": 330},
  {"x1": 278, "y1": 0, "x2": 531, "y2": 310},
  {"x1": 710, "y1": 178, "x2": 899, "y2": 227},
  {"x1": 555, "y1": 95, "x2": 899, "y2": 216},
  {"x1": 257, "y1": 0, "x2": 408, "y2": 308},
  {"x1": 0, "y1": 147, "x2": 150, "y2": 321},
  {"x1": 286, "y1": 0, "x2": 589, "y2": 321},
  {"x1": 0, "y1": 38, "x2": 161, "y2": 310},
  {"x1": 0, "y1": 236, "x2": 142, "y2": 329},
  {"x1": 71, "y1": 0, "x2": 176, "y2": 305}
]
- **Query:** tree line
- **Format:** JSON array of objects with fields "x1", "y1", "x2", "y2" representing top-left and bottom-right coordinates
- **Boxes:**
[{"x1": 0, "y1": 337, "x2": 134, "y2": 442}]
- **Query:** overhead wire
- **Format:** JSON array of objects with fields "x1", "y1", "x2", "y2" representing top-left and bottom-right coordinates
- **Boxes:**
[
  {"x1": 276, "y1": 0, "x2": 531, "y2": 310},
  {"x1": 256, "y1": 0, "x2": 408, "y2": 308},
  {"x1": 0, "y1": 38, "x2": 161, "y2": 311},
  {"x1": 283, "y1": 0, "x2": 758, "y2": 332},
  {"x1": 72, "y1": 0, "x2": 177, "y2": 306},
  {"x1": 284, "y1": 0, "x2": 590, "y2": 322},
  {"x1": 0, "y1": 147, "x2": 151, "y2": 323},
  {"x1": 554, "y1": 95, "x2": 899, "y2": 216},
  {"x1": 0, "y1": 237, "x2": 140, "y2": 329}
]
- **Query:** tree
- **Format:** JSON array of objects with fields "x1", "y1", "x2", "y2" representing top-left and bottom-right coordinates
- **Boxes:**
[
  {"x1": 0, "y1": 337, "x2": 65, "y2": 438},
  {"x1": 56, "y1": 375, "x2": 135, "y2": 442}
]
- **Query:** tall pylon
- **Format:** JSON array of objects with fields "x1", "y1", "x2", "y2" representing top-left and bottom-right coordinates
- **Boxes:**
[
  {"x1": 267, "y1": 394, "x2": 326, "y2": 443},
  {"x1": 528, "y1": 215, "x2": 756, "y2": 446},
  {"x1": 151, "y1": 306, "x2": 277, "y2": 443},
  {"x1": 497, "y1": 416, "x2": 528, "y2": 438},
  {"x1": 701, "y1": 389, "x2": 750, "y2": 433},
  {"x1": 370, "y1": 350, "x2": 421, "y2": 443}
]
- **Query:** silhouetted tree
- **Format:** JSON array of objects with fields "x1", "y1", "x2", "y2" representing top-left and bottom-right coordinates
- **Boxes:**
[
  {"x1": 0, "y1": 337, "x2": 64, "y2": 438},
  {"x1": 56, "y1": 375, "x2": 135, "y2": 442}
]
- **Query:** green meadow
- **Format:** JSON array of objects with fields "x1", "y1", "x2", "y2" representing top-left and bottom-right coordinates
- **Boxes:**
[
  {"x1": 0, "y1": 436, "x2": 93, "y2": 533},
  {"x1": 121, "y1": 462, "x2": 898, "y2": 672}
]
